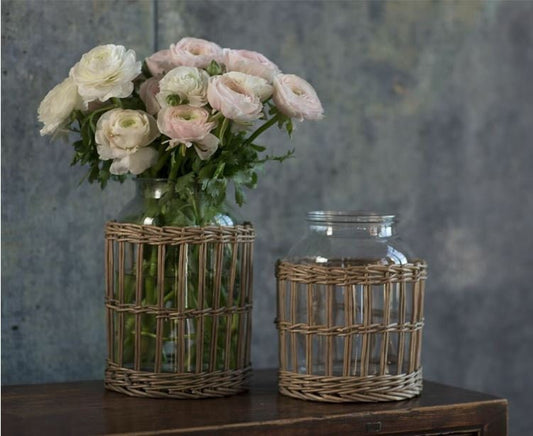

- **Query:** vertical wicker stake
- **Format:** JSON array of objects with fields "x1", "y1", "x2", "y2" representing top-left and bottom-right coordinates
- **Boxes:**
[
  {"x1": 276, "y1": 260, "x2": 427, "y2": 403},
  {"x1": 104, "y1": 222, "x2": 255, "y2": 399}
]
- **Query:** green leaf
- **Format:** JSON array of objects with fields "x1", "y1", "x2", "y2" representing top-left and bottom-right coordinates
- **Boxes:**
[
  {"x1": 192, "y1": 155, "x2": 202, "y2": 172},
  {"x1": 234, "y1": 184, "x2": 246, "y2": 206},
  {"x1": 99, "y1": 167, "x2": 111, "y2": 189},
  {"x1": 285, "y1": 118, "x2": 293, "y2": 137},
  {"x1": 249, "y1": 144, "x2": 266, "y2": 152},
  {"x1": 198, "y1": 164, "x2": 215, "y2": 180},
  {"x1": 78, "y1": 170, "x2": 90, "y2": 186},
  {"x1": 258, "y1": 148, "x2": 295, "y2": 164},
  {"x1": 175, "y1": 173, "x2": 195, "y2": 194},
  {"x1": 213, "y1": 162, "x2": 226, "y2": 179},
  {"x1": 232, "y1": 170, "x2": 256, "y2": 187},
  {"x1": 246, "y1": 171, "x2": 258, "y2": 189},
  {"x1": 88, "y1": 165, "x2": 99, "y2": 183},
  {"x1": 205, "y1": 178, "x2": 227, "y2": 204}
]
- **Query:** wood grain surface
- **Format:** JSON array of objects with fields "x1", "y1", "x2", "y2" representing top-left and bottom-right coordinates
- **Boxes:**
[{"x1": 2, "y1": 369, "x2": 507, "y2": 435}]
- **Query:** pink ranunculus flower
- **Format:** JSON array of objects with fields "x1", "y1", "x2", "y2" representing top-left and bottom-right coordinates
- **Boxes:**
[
  {"x1": 223, "y1": 49, "x2": 280, "y2": 82},
  {"x1": 169, "y1": 37, "x2": 223, "y2": 69},
  {"x1": 139, "y1": 77, "x2": 161, "y2": 115},
  {"x1": 273, "y1": 74, "x2": 324, "y2": 121},
  {"x1": 145, "y1": 49, "x2": 176, "y2": 77},
  {"x1": 207, "y1": 74, "x2": 263, "y2": 123},
  {"x1": 157, "y1": 105, "x2": 219, "y2": 160}
]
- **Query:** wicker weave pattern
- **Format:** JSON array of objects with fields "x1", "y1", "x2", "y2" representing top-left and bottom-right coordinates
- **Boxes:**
[
  {"x1": 276, "y1": 260, "x2": 426, "y2": 403},
  {"x1": 277, "y1": 320, "x2": 423, "y2": 336},
  {"x1": 105, "y1": 222, "x2": 255, "y2": 399},
  {"x1": 105, "y1": 222, "x2": 255, "y2": 245},
  {"x1": 276, "y1": 260, "x2": 427, "y2": 285},
  {"x1": 105, "y1": 362, "x2": 251, "y2": 399},
  {"x1": 279, "y1": 368, "x2": 422, "y2": 403}
]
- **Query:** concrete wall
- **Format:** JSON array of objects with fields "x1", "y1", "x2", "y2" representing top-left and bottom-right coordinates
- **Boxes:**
[{"x1": 2, "y1": 1, "x2": 532, "y2": 433}]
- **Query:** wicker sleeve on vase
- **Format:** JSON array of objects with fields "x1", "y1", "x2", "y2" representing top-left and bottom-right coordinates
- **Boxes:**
[
  {"x1": 276, "y1": 260, "x2": 427, "y2": 403},
  {"x1": 104, "y1": 222, "x2": 254, "y2": 399}
]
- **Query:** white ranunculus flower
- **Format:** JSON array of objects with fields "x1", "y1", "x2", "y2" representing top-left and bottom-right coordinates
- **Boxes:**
[
  {"x1": 224, "y1": 71, "x2": 273, "y2": 101},
  {"x1": 95, "y1": 109, "x2": 160, "y2": 175},
  {"x1": 107, "y1": 147, "x2": 160, "y2": 175},
  {"x1": 38, "y1": 77, "x2": 84, "y2": 136},
  {"x1": 70, "y1": 44, "x2": 141, "y2": 103},
  {"x1": 156, "y1": 66, "x2": 209, "y2": 108}
]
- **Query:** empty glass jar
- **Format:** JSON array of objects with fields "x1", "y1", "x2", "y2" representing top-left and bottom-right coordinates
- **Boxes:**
[{"x1": 276, "y1": 211, "x2": 427, "y2": 402}]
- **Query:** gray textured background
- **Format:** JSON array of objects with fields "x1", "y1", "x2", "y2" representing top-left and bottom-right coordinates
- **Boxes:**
[{"x1": 2, "y1": 0, "x2": 532, "y2": 433}]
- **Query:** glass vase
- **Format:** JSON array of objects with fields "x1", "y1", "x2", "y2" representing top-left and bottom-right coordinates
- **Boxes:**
[
  {"x1": 104, "y1": 178, "x2": 254, "y2": 398},
  {"x1": 276, "y1": 211, "x2": 427, "y2": 402},
  {"x1": 118, "y1": 178, "x2": 238, "y2": 227}
]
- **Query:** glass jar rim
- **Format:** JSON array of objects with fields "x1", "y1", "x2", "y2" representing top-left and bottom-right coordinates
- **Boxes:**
[
  {"x1": 306, "y1": 211, "x2": 397, "y2": 224},
  {"x1": 135, "y1": 177, "x2": 168, "y2": 182}
]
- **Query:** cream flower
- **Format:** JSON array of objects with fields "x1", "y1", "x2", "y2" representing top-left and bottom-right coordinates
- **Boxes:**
[
  {"x1": 273, "y1": 74, "x2": 324, "y2": 121},
  {"x1": 156, "y1": 66, "x2": 209, "y2": 108},
  {"x1": 207, "y1": 74, "x2": 263, "y2": 123},
  {"x1": 95, "y1": 109, "x2": 159, "y2": 175},
  {"x1": 224, "y1": 49, "x2": 280, "y2": 82},
  {"x1": 157, "y1": 105, "x2": 218, "y2": 160},
  {"x1": 38, "y1": 77, "x2": 84, "y2": 136},
  {"x1": 170, "y1": 37, "x2": 223, "y2": 68},
  {"x1": 70, "y1": 44, "x2": 141, "y2": 102},
  {"x1": 223, "y1": 71, "x2": 273, "y2": 101}
]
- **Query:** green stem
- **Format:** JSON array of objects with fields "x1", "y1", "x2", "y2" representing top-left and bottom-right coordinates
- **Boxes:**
[
  {"x1": 90, "y1": 105, "x2": 115, "y2": 117},
  {"x1": 86, "y1": 105, "x2": 115, "y2": 133},
  {"x1": 209, "y1": 111, "x2": 224, "y2": 123},
  {"x1": 151, "y1": 148, "x2": 171, "y2": 176},
  {"x1": 218, "y1": 118, "x2": 230, "y2": 147},
  {"x1": 167, "y1": 152, "x2": 181, "y2": 185},
  {"x1": 190, "y1": 184, "x2": 200, "y2": 224},
  {"x1": 244, "y1": 113, "x2": 281, "y2": 146},
  {"x1": 163, "y1": 290, "x2": 176, "y2": 304},
  {"x1": 144, "y1": 248, "x2": 157, "y2": 305}
]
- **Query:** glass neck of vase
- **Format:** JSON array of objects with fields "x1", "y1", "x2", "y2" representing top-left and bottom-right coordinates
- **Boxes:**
[
  {"x1": 306, "y1": 211, "x2": 397, "y2": 239},
  {"x1": 135, "y1": 178, "x2": 171, "y2": 201}
]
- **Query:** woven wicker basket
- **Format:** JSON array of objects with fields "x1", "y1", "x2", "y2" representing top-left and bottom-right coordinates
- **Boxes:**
[
  {"x1": 276, "y1": 260, "x2": 427, "y2": 402},
  {"x1": 104, "y1": 222, "x2": 254, "y2": 399}
]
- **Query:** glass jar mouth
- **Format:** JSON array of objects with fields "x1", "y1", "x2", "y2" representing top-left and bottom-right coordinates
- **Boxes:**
[
  {"x1": 135, "y1": 178, "x2": 171, "y2": 200},
  {"x1": 306, "y1": 211, "x2": 397, "y2": 224},
  {"x1": 135, "y1": 177, "x2": 169, "y2": 182}
]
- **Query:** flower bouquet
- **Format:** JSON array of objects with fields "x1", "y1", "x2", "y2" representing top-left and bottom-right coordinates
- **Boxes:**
[{"x1": 38, "y1": 37, "x2": 323, "y2": 398}]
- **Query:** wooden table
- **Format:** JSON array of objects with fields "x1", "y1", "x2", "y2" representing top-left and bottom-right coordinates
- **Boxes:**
[{"x1": 2, "y1": 369, "x2": 507, "y2": 435}]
